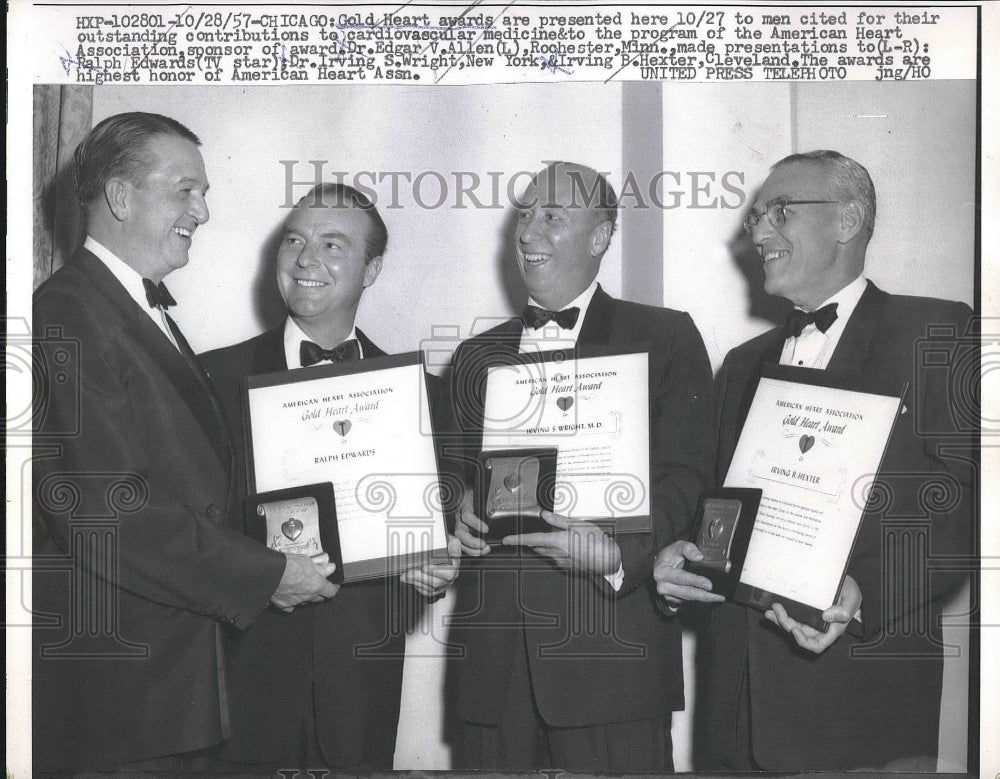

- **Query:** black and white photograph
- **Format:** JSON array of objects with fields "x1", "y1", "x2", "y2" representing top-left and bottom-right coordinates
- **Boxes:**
[{"x1": 7, "y1": 1, "x2": 996, "y2": 775}]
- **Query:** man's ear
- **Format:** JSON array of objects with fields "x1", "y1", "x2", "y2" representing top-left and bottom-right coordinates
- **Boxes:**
[
  {"x1": 363, "y1": 255, "x2": 383, "y2": 288},
  {"x1": 590, "y1": 220, "x2": 613, "y2": 257},
  {"x1": 104, "y1": 178, "x2": 130, "y2": 222},
  {"x1": 838, "y1": 201, "x2": 865, "y2": 243}
]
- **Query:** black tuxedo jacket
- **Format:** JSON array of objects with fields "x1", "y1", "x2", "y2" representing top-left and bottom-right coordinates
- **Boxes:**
[
  {"x1": 200, "y1": 325, "x2": 417, "y2": 768},
  {"x1": 443, "y1": 285, "x2": 715, "y2": 727},
  {"x1": 704, "y1": 281, "x2": 976, "y2": 770},
  {"x1": 32, "y1": 249, "x2": 286, "y2": 770}
]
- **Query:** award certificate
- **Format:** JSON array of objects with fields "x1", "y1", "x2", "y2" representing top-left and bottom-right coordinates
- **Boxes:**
[
  {"x1": 481, "y1": 347, "x2": 650, "y2": 532},
  {"x1": 242, "y1": 352, "x2": 448, "y2": 580},
  {"x1": 724, "y1": 365, "x2": 903, "y2": 628}
]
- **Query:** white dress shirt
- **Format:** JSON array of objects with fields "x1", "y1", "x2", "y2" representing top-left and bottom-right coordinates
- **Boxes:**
[
  {"x1": 778, "y1": 274, "x2": 868, "y2": 622},
  {"x1": 517, "y1": 280, "x2": 624, "y2": 590},
  {"x1": 85, "y1": 236, "x2": 179, "y2": 350},
  {"x1": 519, "y1": 280, "x2": 599, "y2": 354},
  {"x1": 779, "y1": 275, "x2": 868, "y2": 369}
]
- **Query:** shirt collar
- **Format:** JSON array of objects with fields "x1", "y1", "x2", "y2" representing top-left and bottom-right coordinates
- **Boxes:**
[
  {"x1": 523, "y1": 280, "x2": 599, "y2": 347},
  {"x1": 801, "y1": 275, "x2": 868, "y2": 342},
  {"x1": 527, "y1": 280, "x2": 599, "y2": 318},
  {"x1": 84, "y1": 236, "x2": 155, "y2": 313},
  {"x1": 283, "y1": 317, "x2": 362, "y2": 369}
]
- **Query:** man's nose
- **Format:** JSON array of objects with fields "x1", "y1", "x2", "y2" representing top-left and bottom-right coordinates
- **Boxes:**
[
  {"x1": 751, "y1": 214, "x2": 775, "y2": 245},
  {"x1": 296, "y1": 244, "x2": 320, "y2": 267},
  {"x1": 190, "y1": 192, "x2": 210, "y2": 225},
  {"x1": 518, "y1": 213, "x2": 541, "y2": 243}
]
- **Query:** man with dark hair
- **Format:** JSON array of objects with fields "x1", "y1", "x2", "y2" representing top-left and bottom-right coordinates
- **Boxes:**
[
  {"x1": 444, "y1": 161, "x2": 714, "y2": 772},
  {"x1": 72, "y1": 112, "x2": 201, "y2": 202},
  {"x1": 200, "y1": 183, "x2": 459, "y2": 770},
  {"x1": 654, "y1": 150, "x2": 975, "y2": 770},
  {"x1": 32, "y1": 112, "x2": 338, "y2": 771}
]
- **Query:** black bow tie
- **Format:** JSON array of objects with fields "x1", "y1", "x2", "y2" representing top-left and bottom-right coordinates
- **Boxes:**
[
  {"x1": 300, "y1": 339, "x2": 360, "y2": 367},
  {"x1": 523, "y1": 305, "x2": 581, "y2": 330},
  {"x1": 785, "y1": 303, "x2": 839, "y2": 339},
  {"x1": 142, "y1": 278, "x2": 177, "y2": 309}
]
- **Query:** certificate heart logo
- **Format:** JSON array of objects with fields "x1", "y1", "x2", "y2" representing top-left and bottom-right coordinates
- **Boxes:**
[
  {"x1": 799, "y1": 434, "x2": 815, "y2": 454},
  {"x1": 503, "y1": 473, "x2": 522, "y2": 492},
  {"x1": 556, "y1": 396, "x2": 574, "y2": 413},
  {"x1": 333, "y1": 419, "x2": 352, "y2": 437},
  {"x1": 281, "y1": 517, "x2": 303, "y2": 541}
]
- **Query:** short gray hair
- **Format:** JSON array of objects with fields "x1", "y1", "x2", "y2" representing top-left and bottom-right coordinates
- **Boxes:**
[{"x1": 773, "y1": 150, "x2": 876, "y2": 240}]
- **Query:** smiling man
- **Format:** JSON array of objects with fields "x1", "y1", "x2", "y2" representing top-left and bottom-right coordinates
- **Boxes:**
[
  {"x1": 32, "y1": 113, "x2": 338, "y2": 772},
  {"x1": 199, "y1": 183, "x2": 458, "y2": 770},
  {"x1": 653, "y1": 150, "x2": 976, "y2": 770},
  {"x1": 273, "y1": 186, "x2": 384, "y2": 347},
  {"x1": 443, "y1": 161, "x2": 714, "y2": 772}
]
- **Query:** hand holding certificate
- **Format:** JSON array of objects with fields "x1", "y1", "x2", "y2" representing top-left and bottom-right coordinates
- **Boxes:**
[
  {"x1": 270, "y1": 553, "x2": 340, "y2": 613},
  {"x1": 502, "y1": 509, "x2": 624, "y2": 575},
  {"x1": 399, "y1": 534, "x2": 462, "y2": 599},
  {"x1": 682, "y1": 488, "x2": 762, "y2": 599},
  {"x1": 454, "y1": 488, "x2": 492, "y2": 557},
  {"x1": 456, "y1": 484, "x2": 624, "y2": 575},
  {"x1": 716, "y1": 365, "x2": 902, "y2": 631},
  {"x1": 242, "y1": 352, "x2": 449, "y2": 582},
  {"x1": 765, "y1": 573, "x2": 863, "y2": 653},
  {"x1": 478, "y1": 346, "x2": 652, "y2": 537},
  {"x1": 247, "y1": 483, "x2": 345, "y2": 583},
  {"x1": 474, "y1": 447, "x2": 558, "y2": 544},
  {"x1": 654, "y1": 541, "x2": 727, "y2": 610}
]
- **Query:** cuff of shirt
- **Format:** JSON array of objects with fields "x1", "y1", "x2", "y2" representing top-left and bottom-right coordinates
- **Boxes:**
[
  {"x1": 604, "y1": 563, "x2": 625, "y2": 591},
  {"x1": 844, "y1": 607, "x2": 864, "y2": 639}
]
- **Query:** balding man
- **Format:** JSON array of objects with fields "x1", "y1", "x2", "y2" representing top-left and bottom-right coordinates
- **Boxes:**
[
  {"x1": 654, "y1": 150, "x2": 975, "y2": 771},
  {"x1": 444, "y1": 162, "x2": 714, "y2": 772}
]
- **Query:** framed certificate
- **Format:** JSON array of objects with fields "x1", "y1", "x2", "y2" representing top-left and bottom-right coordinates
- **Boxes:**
[
  {"x1": 242, "y1": 352, "x2": 448, "y2": 582},
  {"x1": 480, "y1": 345, "x2": 651, "y2": 534},
  {"x1": 723, "y1": 365, "x2": 904, "y2": 631}
]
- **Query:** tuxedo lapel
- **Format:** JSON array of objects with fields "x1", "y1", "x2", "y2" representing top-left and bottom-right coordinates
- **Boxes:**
[
  {"x1": 488, "y1": 317, "x2": 527, "y2": 356},
  {"x1": 734, "y1": 328, "x2": 786, "y2": 441},
  {"x1": 252, "y1": 326, "x2": 288, "y2": 374},
  {"x1": 72, "y1": 249, "x2": 232, "y2": 465},
  {"x1": 729, "y1": 282, "x2": 887, "y2": 459},
  {"x1": 827, "y1": 281, "x2": 887, "y2": 376},
  {"x1": 356, "y1": 328, "x2": 387, "y2": 359},
  {"x1": 577, "y1": 285, "x2": 614, "y2": 347}
]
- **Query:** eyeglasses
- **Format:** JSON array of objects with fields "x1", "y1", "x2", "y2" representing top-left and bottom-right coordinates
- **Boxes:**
[{"x1": 743, "y1": 198, "x2": 840, "y2": 235}]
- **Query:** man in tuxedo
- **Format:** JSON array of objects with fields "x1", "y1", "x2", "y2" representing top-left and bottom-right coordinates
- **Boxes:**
[
  {"x1": 444, "y1": 162, "x2": 714, "y2": 772},
  {"x1": 200, "y1": 182, "x2": 459, "y2": 770},
  {"x1": 654, "y1": 150, "x2": 976, "y2": 770},
  {"x1": 32, "y1": 112, "x2": 338, "y2": 772}
]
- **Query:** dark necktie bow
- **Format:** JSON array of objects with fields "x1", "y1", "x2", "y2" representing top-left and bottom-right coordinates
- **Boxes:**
[
  {"x1": 785, "y1": 302, "x2": 839, "y2": 339},
  {"x1": 142, "y1": 278, "x2": 177, "y2": 309},
  {"x1": 523, "y1": 304, "x2": 581, "y2": 330},
  {"x1": 300, "y1": 339, "x2": 360, "y2": 367}
]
